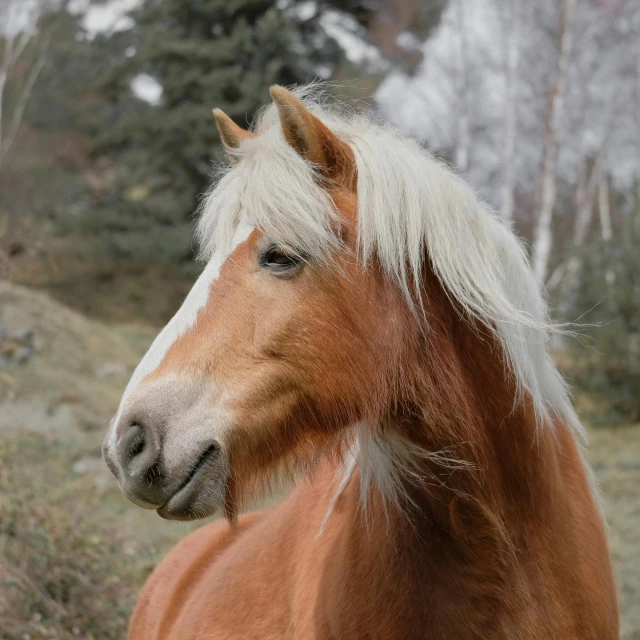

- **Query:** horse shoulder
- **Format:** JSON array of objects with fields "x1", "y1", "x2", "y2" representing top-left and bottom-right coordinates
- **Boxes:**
[{"x1": 128, "y1": 511, "x2": 266, "y2": 640}]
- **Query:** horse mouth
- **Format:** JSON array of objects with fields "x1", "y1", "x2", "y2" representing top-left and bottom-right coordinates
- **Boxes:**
[{"x1": 156, "y1": 444, "x2": 227, "y2": 521}]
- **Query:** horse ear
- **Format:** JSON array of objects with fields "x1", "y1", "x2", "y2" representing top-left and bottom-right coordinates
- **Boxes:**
[
  {"x1": 269, "y1": 86, "x2": 354, "y2": 179},
  {"x1": 212, "y1": 109, "x2": 256, "y2": 160}
]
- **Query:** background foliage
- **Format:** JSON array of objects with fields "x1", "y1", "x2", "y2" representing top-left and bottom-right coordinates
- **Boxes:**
[
  {"x1": 88, "y1": 0, "x2": 345, "y2": 263},
  {"x1": 566, "y1": 209, "x2": 640, "y2": 422}
]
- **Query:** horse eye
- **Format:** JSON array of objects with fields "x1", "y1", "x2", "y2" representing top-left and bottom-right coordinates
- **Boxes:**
[{"x1": 260, "y1": 248, "x2": 302, "y2": 273}]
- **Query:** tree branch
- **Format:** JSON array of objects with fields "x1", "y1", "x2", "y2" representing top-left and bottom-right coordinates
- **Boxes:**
[{"x1": 0, "y1": 34, "x2": 50, "y2": 165}]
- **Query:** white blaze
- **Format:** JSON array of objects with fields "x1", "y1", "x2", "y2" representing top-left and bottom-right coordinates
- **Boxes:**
[{"x1": 107, "y1": 223, "x2": 254, "y2": 450}]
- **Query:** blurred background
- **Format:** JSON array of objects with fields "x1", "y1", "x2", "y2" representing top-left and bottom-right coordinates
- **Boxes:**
[{"x1": 0, "y1": 0, "x2": 638, "y2": 637}]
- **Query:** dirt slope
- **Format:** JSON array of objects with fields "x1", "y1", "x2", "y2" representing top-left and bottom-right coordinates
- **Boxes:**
[{"x1": 0, "y1": 281, "x2": 142, "y2": 432}]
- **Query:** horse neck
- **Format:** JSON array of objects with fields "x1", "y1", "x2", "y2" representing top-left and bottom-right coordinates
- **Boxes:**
[
  {"x1": 381, "y1": 270, "x2": 569, "y2": 543},
  {"x1": 316, "y1": 278, "x2": 612, "y2": 639}
]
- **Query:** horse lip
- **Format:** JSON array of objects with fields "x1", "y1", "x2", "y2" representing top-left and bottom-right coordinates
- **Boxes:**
[
  {"x1": 125, "y1": 492, "x2": 165, "y2": 510},
  {"x1": 156, "y1": 444, "x2": 227, "y2": 521}
]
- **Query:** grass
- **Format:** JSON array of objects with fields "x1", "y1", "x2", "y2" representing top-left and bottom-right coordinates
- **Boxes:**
[{"x1": 0, "y1": 429, "x2": 197, "y2": 640}]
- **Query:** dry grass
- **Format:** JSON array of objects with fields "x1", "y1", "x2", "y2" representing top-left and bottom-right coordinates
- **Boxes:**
[{"x1": 0, "y1": 431, "x2": 155, "y2": 639}]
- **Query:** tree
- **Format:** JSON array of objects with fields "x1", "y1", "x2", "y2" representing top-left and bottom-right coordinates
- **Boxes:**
[
  {"x1": 0, "y1": 0, "x2": 49, "y2": 166},
  {"x1": 24, "y1": 8, "x2": 127, "y2": 136},
  {"x1": 0, "y1": 0, "x2": 53, "y2": 276},
  {"x1": 374, "y1": 1, "x2": 513, "y2": 196},
  {"x1": 531, "y1": 0, "x2": 577, "y2": 285},
  {"x1": 453, "y1": 0, "x2": 470, "y2": 175},
  {"x1": 90, "y1": 0, "x2": 345, "y2": 264},
  {"x1": 500, "y1": 0, "x2": 521, "y2": 223}
]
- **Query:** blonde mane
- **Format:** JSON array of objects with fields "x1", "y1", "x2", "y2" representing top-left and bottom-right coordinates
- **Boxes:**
[{"x1": 198, "y1": 85, "x2": 582, "y2": 437}]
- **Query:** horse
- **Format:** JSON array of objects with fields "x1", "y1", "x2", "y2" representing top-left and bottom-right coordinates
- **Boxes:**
[{"x1": 103, "y1": 85, "x2": 618, "y2": 639}]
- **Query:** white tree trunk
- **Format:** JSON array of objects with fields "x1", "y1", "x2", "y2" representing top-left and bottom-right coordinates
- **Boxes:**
[
  {"x1": 0, "y1": 0, "x2": 46, "y2": 277},
  {"x1": 598, "y1": 170, "x2": 612, "y2": 241},
  {"x1": 0, "y1": 47, "x2": 47, "y2": 165},
  {"x1": 500, "y1": 0, "x2": 522, "y2": 223},
  {"x1": 0, "y1": 35, "x2": 14, "y2": 153},
  {"x1": 0, "y1": 1, "x2": 44, "y2": 164},
  {"x1": 637, "y1": 19, "x2": 640, "y2": 133},
  {"x1": 546, "y1": 156, "x2": 598, "y2": 292},
  {"x1": 532, "y1": 0, "x2": 577, "y2": 286},
  {"x1": 573, "y1": 156, "x2": 599, "y2": 247},
  {"x1": 636, "y1": 30, "x2": 640, "y2": 177},
  {"x1": 0, "y1": 69, "x2": 6, "y2": 151},
  {"x1": 454, "y1": 0, "x2": 470, "y2": 175}
]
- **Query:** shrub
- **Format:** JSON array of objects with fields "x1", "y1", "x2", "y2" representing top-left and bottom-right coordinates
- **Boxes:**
[
  {"x1": 563, "y1": 212, "x2": 640, "y2": 423},
  {"x1": 0, "y1": 431, "x2": 152, "y2": 639}
]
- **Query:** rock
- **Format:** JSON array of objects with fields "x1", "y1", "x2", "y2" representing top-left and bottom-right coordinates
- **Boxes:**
[
  {"x1": 14, "y1": 346, "x2": 33, "y2": 364},
  {"x1": 0, "y1": 323, "x2": 36, "y2": 365},
  {"x1": 15, "y1": 328, "x2": 34, "y2": 344}
]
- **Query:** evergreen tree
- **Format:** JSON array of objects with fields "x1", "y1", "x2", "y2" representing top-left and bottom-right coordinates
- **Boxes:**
[{"x1": 91, "y1": 0, "x2": 344, "y2": 265}]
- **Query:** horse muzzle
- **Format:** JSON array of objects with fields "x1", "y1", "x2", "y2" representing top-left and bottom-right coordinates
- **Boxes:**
[{"x1": 103, "y1": 406, "x2": 230, "y2": 521}]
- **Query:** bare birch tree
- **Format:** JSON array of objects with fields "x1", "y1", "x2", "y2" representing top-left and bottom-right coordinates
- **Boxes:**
[
  {"x1": 546, "y1": 156, "x2": 598, "y2": 292},
  {"x1": 532, "y1": 0, "x2": 577, "y2": 286},
  {"x1": 598, "y1": 170, "x2": 612, "y2": 241},
  {"x1": 500, "y1": 0, "x2": 521, "y2": 223},
  {"x1": 0, "y1": 0, "x2": 50, "y2": 276},
  {"x1": 0, "y1": 1, "x2": 49, "y2": 167},
  {"x1": 636, "y1": 13, "x2": 640, "y2": 187},
  {"x1": 573, "y1": 156, "x2": 599, "y2": 247},
  {"x1": 453, "y1": 0, "x2": 470, "y2": 175}
]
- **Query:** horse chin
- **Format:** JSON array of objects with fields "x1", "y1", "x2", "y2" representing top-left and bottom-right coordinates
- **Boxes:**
[
  {"x1": 157, "y1": 500, "x2": 222, "y2": 522},
  {"x1": 156, "y1": 444, "x2": 230, "y2": 522}
]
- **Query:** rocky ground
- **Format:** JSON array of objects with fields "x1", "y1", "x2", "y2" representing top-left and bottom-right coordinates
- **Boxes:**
[{"x1": 0, "y1": 281, "x2": 638, "y2": 638}]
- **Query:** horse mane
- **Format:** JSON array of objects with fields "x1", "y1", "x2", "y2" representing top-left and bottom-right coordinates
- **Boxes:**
[{"x1": 196, "y1": 84, "x2": 588, "y2": 512}]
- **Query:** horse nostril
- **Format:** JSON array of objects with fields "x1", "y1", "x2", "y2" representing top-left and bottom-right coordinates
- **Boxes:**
[
  {"x1": 114, "y1": 414, "x2": 167, "y2": 506},
  {"x1": 117, "y1": 420, "x2": 157, "y2": 474},
  {"x1": 128, "y1": 422, "x2": 146, "y2": 457}
]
